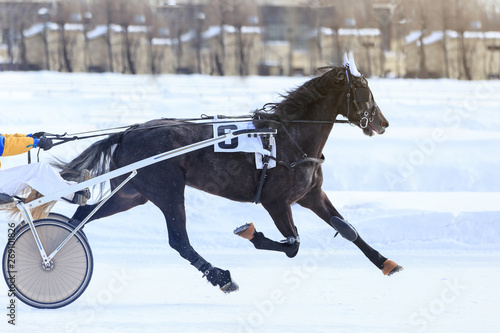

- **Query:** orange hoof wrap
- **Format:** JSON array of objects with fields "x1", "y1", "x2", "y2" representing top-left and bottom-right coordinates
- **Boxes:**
[
  {"x1": 234, "y1": 223, "x2": 256, "y2": 240},
  {"x1": 382, "y1": 259, "x2": 403, "y2": 276}
]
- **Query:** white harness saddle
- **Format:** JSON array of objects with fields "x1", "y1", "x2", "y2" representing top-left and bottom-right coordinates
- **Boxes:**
[{"x1": 213, "y1": 120, "x2": 276, "y2": 169}]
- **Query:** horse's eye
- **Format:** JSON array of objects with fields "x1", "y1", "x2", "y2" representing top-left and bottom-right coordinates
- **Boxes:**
[{"x1": 354, "y1": 88, "x2": 370, "y2": 103}]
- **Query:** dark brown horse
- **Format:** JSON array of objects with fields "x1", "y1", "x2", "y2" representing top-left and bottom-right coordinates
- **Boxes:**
[{"x1": 57, "y1": 65, "x2": 401, "y2": 293}]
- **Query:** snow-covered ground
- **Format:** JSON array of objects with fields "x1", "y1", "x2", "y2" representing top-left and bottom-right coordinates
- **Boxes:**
[{"x1": 1, "y1": 72, "x2": 499, "y2": 333}]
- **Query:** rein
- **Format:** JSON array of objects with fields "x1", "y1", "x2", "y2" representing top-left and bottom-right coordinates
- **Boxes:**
[
  {"x1": 44, "y1": 116, "x2": 254, "y2": 146},
  {"x1": 44, "y1": 114, "x2": 358, "y2": 147}
]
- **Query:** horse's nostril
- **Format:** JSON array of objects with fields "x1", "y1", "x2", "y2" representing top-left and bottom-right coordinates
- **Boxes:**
[{"x1": 382, "y1": 121, "x2": 389, "y2": 128}]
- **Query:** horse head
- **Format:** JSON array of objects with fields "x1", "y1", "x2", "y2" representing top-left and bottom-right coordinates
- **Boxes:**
[
  {"x1": 341, "y1": 53, "x2": 389, "y2": 137},
  {"x1": 254, "y1": 58, "x2": 389, "y2": 137}
]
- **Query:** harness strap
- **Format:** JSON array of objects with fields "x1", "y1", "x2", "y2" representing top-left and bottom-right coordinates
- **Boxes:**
[
  {"x1": 289, "y1": 155, "x2": 325, "y2": 168},
  {"x1": 252, "y1": 155, "x2": 270, "y2": 204},
  {"x1": 271, "y1": 154, "x2": 325, "y2": 169},
  {"x1": 279, "y1": 124, "x2": 307, "y2": 158}
]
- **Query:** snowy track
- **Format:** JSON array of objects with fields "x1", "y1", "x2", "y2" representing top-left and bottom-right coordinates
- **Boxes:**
[{"x1": 1, "y1": 72, "x2": 499, "y2": 332}]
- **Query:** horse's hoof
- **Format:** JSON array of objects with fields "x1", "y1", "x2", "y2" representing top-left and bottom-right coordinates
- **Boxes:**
[
  {"x1": 234, "y1": 223, "x2": 255, "y2": 240},
  {"x1": 205, "y1": 267, "x2": 239, "y2": 293},
  {"x1": 221, "y1": 281, "x2": 239, "y2": 293},
  {"x1": 382, "y1": 259, "x2": 404, "y2": 276},
  {"x1": 285, "y1": 243, "x2": 299, "y2": 258}
]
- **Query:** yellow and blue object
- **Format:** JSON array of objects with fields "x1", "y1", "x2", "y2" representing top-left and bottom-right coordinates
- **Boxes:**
[{"x1": 0, "y1": 133, "x2": 38, "y2": 168}]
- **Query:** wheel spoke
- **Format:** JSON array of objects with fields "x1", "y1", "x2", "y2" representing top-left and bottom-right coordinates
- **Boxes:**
[{"x1": 3, "y1": 220, "x2": 93, "y2": 309}]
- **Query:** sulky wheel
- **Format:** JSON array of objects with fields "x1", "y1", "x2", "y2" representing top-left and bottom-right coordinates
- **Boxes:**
[
  {"x1": 47, "y1": 212, "x2": 71, "y2": 223},
  {"x1": 3, "y1": 219, "x2": 93, "y2": 309}
]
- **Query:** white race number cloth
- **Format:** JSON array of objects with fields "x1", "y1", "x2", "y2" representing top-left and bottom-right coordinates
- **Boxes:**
[{"x1": 213, "y1": 120, "x2": 276, "y2": 169}]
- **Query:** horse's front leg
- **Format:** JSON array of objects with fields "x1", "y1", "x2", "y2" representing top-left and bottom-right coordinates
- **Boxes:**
[
  {"x1": 298, "y1": 189, "x2": 403, "y2": 276},
  {"x1": 235, "y1": 201, "x2": 300, "y2": 258}
]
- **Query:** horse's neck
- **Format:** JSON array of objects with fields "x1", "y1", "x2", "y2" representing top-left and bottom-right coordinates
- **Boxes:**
[
  {"x1": 291, "y1": 123, "x2": 333, "y2": 158},
  {"x1": 287, "y1": 103, "x2": 337, "y2": 158}
]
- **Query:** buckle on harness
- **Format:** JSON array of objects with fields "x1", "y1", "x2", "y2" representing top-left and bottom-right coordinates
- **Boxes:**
[
  {"x1": 280, "y1": 236, "x2": 300, "y2": 244},
  {"x1": 360, "y1": 117, "x2": 369, "y2": 129}
]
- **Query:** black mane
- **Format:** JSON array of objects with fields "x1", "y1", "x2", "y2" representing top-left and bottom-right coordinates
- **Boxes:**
[{"x1": 253, "y1": 66, "x2": 349, "y2": 121}]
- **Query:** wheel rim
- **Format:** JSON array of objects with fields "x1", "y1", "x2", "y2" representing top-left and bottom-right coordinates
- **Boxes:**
[
  {"x1": 8, "y1": 222, "x2": 91, "y2": 306},
  {"x1": 47, "y1": 212, "x2": 70, "y2": 223}
]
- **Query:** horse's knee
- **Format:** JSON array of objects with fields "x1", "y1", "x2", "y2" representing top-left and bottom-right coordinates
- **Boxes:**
[
  {"x1": 329, "y1": 216, "x2": 358, "y2": 241},
  {"x1": 168, "y1": 237, "x2": 180, "y2": 251},
  {"x1": 168, "y1": 238, "x2": 187, "y2": 255}
]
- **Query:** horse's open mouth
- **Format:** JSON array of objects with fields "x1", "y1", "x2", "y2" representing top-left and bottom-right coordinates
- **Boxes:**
[
  {"x1": 373, "y1": 125, "x2": 385, "y2": 135},
  {"x1": 363, "y1": 124, "x2": 386, "y2": 136},
  {"x1": 363, "y1": 127, "x2": 375, "y2": 136}
]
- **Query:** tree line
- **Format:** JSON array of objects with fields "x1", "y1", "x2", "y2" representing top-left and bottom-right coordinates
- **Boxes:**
[{"x1": 1, "y1": 0, "x2": 499, "y2": 78}]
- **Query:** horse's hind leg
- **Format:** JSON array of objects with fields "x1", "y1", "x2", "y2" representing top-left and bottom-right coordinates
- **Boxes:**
[
  {"x1": 136, "y1": 166, "x2": 239, "y2": 293},
  {"x1": 298, "y1": 189, "x2": 402, "y2": 276},
  {"x1": 236, "y1": 201, "x2": 300, "y2": 258}
]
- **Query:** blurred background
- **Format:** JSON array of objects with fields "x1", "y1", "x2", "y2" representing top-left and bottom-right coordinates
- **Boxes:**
[{"x1": 1, "y1": 0, "x2": 500, "y2": 79}]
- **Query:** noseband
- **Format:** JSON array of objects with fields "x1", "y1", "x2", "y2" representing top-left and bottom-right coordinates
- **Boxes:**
[{"x1": 344, "y1": 65, "x2": 377, "y2": 129}]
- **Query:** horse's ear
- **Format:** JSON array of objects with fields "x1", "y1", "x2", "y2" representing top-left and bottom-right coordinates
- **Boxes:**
[{"x1": 348, "y1": 51, "x2": 362, "y2": 77}]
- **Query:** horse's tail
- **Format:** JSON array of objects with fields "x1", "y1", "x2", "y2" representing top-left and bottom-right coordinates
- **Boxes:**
[{"x1": 53, "y1": 133, "x2": 125, "y2": 195}]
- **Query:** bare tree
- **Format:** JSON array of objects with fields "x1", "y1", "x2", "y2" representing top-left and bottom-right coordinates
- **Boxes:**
[
  {"x1": 453, "y1": 0, "x2": 474, "y2": 80},
  {"x1": 35, "y1": 7, "x2": 52, "y2": 71},
  {"x1": 480, "y1": 0, "x2": 500, "y2": 77},
  {"x1": 306, "y1": 0, "x2": 336, "y2": 71},
  {"x1": 79, "y1": 3, "x2": 93, "y2": 72},
  {"x1": 19, "y1": 23, "x2": 28, "y2": 70},
  {"x1": 117, "y1": 0, "x2": 137, "y2": 74},
  {"x1": 389, "y1": 2, "x2": 410, "y2": 78},
  {"x1": 205, "y1": 0, "x2": 231, "y2": 75},
  {"x1": 415, "y1": 0, "x2": 429, "y2": 78},
  {"x1": 99, "y1": 0, "x2": 116, "y2": 72},
  {"x1": 53, "y1": 1, "x2": 80, "y2": 73},
  {"x1": 310, "y1": 3, "x2": 323, "y2": 70},
  {"x1": 193, "y1": 5, "x2": 207, "y2": 74},
  {"x1": 0, "y1": 3, "x2": 15, "y2": 66},
  {"x1": 232, "y1": 0, "x2": 258, "y2": 76},
  {"x1": 143, "y1": 3, "x2": 157, "y2": 74},
  {"x1": 356, "y1": 0, "x2": 381, "y2": 76},
  {"x1": 438, "y1": 0, "x2": 452, "y2": 78},
  {"x1": 165, "y1": 5, "x2": 190, "y2": 73},
  {"x1": 287, "y1": 7, "x2": 302, "y2": 75},
  {"x1": 398, "y1": 0, "x2": 441, "y2": 78},
  {"x1": 320, "y1": 0, "x2": 349, "y2": 66},
  {"x1": 1, "y1": 3, "x2": 38, "y2": 70}
]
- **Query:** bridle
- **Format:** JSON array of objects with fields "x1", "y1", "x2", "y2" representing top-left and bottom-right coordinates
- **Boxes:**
[
  {"x1": 253, "y1": 67, "x2": 380, "y2": 169},
  {"x1": 344, "y1": 64, "x2": 377, "y2": 129}
]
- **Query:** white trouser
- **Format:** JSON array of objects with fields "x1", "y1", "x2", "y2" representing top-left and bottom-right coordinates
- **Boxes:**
[{"x1": 0, "y1": 162, "x2": 75, "y2": 200}]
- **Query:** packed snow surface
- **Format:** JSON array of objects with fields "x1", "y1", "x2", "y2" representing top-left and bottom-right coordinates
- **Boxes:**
[{"x1": 1, "y1": 72, "x2": 499, "y2": 333}]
